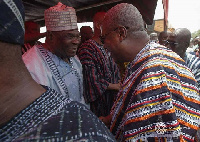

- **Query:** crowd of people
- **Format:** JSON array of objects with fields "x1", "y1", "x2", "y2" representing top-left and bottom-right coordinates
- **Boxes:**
[{"x1": 0, "y1": 0, "x2": 200, "y2": 142}]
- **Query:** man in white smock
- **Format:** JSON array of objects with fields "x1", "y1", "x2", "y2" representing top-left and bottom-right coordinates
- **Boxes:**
[{"x1": 23, "y1": 2, "x2": 86, "y2": 106}]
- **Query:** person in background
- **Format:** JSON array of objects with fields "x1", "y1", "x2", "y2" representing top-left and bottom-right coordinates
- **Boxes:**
[
  {"x1": 77, "y1": 12, "x2": 121, "y2": 117},
  {"x1": 22, "y1": 21, "x2": 46, "y2": 54},
  {"x1": 149, "y1": 32, "x2": 158, "y2": 43},
  {"x1": 158, "y1": 30, "x2": 171, "y2": 45},
  {"x1": 164, "y1": 31, "x2": 177, "y2": 51},
  {"x1": 194, "y1": 38, "x2": 200, "y2": 57},
  {"x1": 186, "y1": 38, "x2": 195, "y2": 53},
  {"x1": 80, "y1": 26, "x2": 93, "y2": 43},
  {"x1": 167, "y1": 28, "x2": 200, "y2": 141},
  {"x1": 191, "y1": 36, "x2": 200, "y2": 52},
  {"x1": 167, "y1": 28, "x2": 200, "y2": 89},
  {"x1": 0, "y1": 1, "x2": 116, "y2": 141},
  {"x1": 23, "y1": 2, "x2": 86, "y2": 106},
  {"x1": 100, "y1": 3, "x2": 200, "y2": 141}
]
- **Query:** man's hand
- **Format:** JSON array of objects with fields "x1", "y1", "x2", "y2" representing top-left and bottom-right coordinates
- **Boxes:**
[
  {"x1": 108, "y1": 81, "x2": 121, "y2": 91},
  {"x1": 99, "y1": 114, "x2": 112, "y2": 128}
]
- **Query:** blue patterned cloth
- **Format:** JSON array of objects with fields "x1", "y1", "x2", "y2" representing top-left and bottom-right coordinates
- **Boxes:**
[
  {"x1": 184, "y1": 52, "x2": 200, "y2": 88},
  {"x1": 0, "y1": 0, "x2": 25, "y2": 45},
  {"x1": 0, "y1": 86, "x2": 116, "y2": 142}
]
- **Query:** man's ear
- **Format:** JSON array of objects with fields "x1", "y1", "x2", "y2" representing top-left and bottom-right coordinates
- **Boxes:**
[
  {"x1": 118, "y1": 26, "x2": 127, "y2": 42},
  {"x1": 96, "y1": 22, "x2": 102, "y2": 30}
]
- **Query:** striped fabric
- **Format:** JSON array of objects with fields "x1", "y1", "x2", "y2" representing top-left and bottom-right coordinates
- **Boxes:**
[
  {"x1": 184, "y1": 52, "x2": 200, "y2": 89},
  {"x1": 77, "y1": 39, "x2": 120, "y2": 117},
  {"x1": 110, "y1": 42, "x2": 200, "y2": 141}
]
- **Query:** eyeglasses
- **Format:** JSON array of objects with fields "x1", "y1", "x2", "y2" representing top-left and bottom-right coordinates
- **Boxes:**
[
  {"x1": 100, "y1": 27, "x2": 118, "y2": 44},
  {"x1": 164, "y1": 40, "x2": 178, "y2": 47}
]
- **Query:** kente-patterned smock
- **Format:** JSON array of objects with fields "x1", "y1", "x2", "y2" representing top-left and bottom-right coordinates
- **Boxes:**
[{"x1": 110, "y1": 42, "x2": 200, "y2": 141}]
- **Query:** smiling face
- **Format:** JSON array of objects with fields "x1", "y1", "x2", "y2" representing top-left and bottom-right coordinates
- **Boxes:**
[{"x1": 50, "y1": 29, "x2": 81, "y2": 59}]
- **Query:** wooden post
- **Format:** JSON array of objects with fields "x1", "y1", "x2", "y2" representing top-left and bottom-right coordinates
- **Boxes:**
[{"x1": 162, "y1": 0, "x2": 169, "y2": 31}]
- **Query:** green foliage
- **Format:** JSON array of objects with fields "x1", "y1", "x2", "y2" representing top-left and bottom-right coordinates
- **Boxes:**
[{"x1": 192, "y1": 29, "x2": 200, "y2": 38}]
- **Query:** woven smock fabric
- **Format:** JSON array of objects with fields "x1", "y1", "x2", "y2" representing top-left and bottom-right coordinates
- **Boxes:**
[
  {"x1": 77, "y1": 39, "x2": 121, "y2": 117},
  {"x1": 184, "y1": 52, "x2": 200, "y2": 89},
  {"x1": 0, "y1": 0, "x2": 24, "y2": 45},
  {"x1": 22, "y1": 44, "x2": 87, "y2": 106},
  {"x1": 110, "y1": 42, "x2": 200, "y2": 142},
  {"x1": 0, "y1": 86, "x2": 116, "y2": 142}
]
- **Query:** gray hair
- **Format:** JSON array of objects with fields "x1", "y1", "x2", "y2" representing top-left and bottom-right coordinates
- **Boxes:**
[{"x1": 103, "y1": 3, "x2": 144, "y2": 32}]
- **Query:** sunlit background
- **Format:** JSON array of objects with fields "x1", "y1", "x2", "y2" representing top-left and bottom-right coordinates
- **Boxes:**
[
  {"x1": 154, "y1": 0, "x2": 200, "y2": 33},
  {"x1": 39, "y1": 0, "x2": 200, "y2": 43}
]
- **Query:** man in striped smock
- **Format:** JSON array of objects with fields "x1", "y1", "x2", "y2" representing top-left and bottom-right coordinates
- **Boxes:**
[
  {"x1": 166, "y1": 28, "x2": 200, "y2": 89},
  {"x1": 100, "y1": 3, "x2": 200, "y2": 141},
  {"x1": 166, "y1": 28, "x2": 200, "y2": 141},
  {"x1": 77, "y1": 12, "x2": 121, "y2": 117}
]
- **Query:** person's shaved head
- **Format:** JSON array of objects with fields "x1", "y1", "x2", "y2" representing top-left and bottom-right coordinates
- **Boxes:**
[{"x1": 174, "y1": 28, "x2": 191, "y2": 58}]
